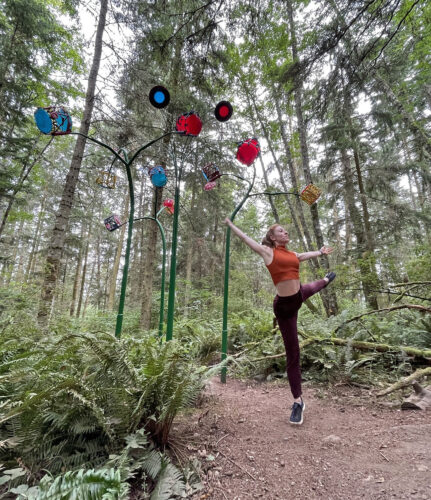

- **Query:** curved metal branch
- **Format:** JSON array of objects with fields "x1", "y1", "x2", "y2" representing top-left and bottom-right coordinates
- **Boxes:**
[
  {"x1": 128, "y1": 131, "x2": 179, "y2": 165},
  {"x1": 71, "y1": 132, "x2": 127, "y2": 166}
]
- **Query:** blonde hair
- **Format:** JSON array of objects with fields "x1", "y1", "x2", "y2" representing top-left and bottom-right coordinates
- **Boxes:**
[{"x1": 261, "y1": 224, "x2": 281, "y2": 248}]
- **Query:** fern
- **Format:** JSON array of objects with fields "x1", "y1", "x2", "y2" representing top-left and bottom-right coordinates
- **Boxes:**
[
  {"x1": 15, "y1": 468, "x2": 130, "y2": 500},
  {"x1": 1, "y1": 324, "x2": 210, "y2": 492}
]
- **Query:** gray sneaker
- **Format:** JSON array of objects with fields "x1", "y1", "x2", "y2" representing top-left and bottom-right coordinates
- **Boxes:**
[{"x1": 289, "y1": 399, "x2": 305, "y2": 425}]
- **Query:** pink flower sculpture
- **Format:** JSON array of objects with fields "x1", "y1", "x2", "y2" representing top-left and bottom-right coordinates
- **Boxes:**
[{"x1": 204, "y1": 181, "x2": 217, "y2": 191}]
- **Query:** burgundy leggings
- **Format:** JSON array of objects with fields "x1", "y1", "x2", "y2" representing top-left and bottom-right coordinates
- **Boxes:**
[{"x1": 273, "y1": 279, "x2": 327, "y2": 399}]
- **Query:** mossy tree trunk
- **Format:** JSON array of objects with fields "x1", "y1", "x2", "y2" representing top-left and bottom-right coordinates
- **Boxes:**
[{"x1": 38, "y1": 0, "x2": 108, "y2": 325}]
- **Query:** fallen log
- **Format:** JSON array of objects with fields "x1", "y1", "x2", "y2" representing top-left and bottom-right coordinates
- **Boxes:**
[
  {"x1": 249, "y1": 336, "x2": 431, "y2": 363},
  {"x1": 334, "y1": 304, "x2": 431, "y2": 334},
  {"x1": 376, "y1": 367, "x2": 431, "y2": 397}
]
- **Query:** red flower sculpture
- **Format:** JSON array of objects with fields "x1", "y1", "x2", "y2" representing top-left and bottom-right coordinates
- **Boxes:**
[
  {"x1": 163, "y1": 198, "x2": 175, "y2": 214},
  {"x1": 176, "y1": 111, "x2": 202, "y2": 136},
  {"x1": 236, "y1": 138, "x2": 260, "y2": 166}
]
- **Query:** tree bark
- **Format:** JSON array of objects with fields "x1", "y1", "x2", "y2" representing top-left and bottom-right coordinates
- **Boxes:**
[
  {"x1": 76, "y1": 229, "x2": 90, "y2": 317},
  {"x1": 286, "y1": 0, "x2": 338, "y2": 315},
  {"x1": 107, "y1": 192, "x2": 130, "y2": 311},
  {"x1": 140, "y1": 187, "x2": 163, "y2": 329},
  {"x1": 37, "y1": 0, "x2": 108, "y2": 325},
  {"x1": 376, "y1": 369, "x2": 431, "y2": 397},
  {"x1": 70, "y1": 224, "x2": 85, "y2": 316}
]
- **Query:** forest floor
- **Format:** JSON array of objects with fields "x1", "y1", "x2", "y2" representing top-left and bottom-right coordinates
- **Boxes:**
[{"x1": 172, "y1": 376, "x2": 431, "y2": 500}]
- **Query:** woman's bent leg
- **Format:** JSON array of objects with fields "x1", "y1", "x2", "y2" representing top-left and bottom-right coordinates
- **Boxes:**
[
  {"x1": 277, "y1": 311, "x2": 302, "y2": 399},
  {"x1": 301, "y1": 279, "x2": 327, "y2": 301}
]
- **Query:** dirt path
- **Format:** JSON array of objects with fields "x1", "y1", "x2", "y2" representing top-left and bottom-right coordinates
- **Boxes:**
[{"x1": 172, "y1": 377, "x2": 431, "y2": 500}]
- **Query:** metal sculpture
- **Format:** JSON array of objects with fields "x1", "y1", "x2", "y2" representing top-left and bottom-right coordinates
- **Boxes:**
[
  {"x1": 34, "y1": 89, "x2": 233, "y2": 340},
  {"x1": 104, "y1": 214, "x2": 122, "y2": 231},
  {"x1": 148, "y1": 166, "x2": 167, "y2": 188},
  {"x1": 299, "y1": 183, "x2": 322, "y2": 205},
  {"x1": 96, "y1": 171, "x2": 117, "y2": 189},
  {"x1": 202, "y1": 163, "x2": 222, "y2": 183},
  {"x1": 34, "y1": 106, "x2": 72, "y2": 136}
]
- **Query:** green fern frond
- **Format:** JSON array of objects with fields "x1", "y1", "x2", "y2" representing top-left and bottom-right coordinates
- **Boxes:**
[
  {"x1": 149, "y1": 461, "x2": 185, "y2": 500},
  {"x1": 36, "y1": 468, "x2": 129, "y2": 500}
]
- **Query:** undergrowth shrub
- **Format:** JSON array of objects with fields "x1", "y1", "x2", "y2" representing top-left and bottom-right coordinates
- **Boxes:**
[
  {"x1": 222, "y1": 299, "x2": 430, "y2": 385},
  {"x1": 0, "y1": 324, "x2": 214, "y2": 497},
  {"x1": 1, "y1": 429, "x2": 202, "y2": 499}
]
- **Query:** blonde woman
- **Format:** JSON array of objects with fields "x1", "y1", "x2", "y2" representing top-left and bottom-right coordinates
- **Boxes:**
[{"x1": 225, "y1": 219, "x2": 335, "y2": 425}]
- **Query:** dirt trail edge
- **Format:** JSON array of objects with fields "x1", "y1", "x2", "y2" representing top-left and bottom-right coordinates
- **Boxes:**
[{"x1": 172, "y1": 377, "x2": 431, "y2": 500}]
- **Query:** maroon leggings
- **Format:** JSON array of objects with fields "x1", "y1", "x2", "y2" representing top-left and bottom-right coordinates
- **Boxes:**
[{"x1": 273, "y1": 279, "x2": 327, "y2": 399}]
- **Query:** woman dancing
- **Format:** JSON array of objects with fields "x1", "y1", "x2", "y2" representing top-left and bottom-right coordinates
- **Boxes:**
[{"x1": 225, "y1": 219, "x2": 335, "y2": 425}]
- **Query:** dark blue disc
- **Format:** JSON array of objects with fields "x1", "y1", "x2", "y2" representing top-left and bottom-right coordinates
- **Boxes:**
[{"x1": 149, "y1": 86, "x2": 170, "y2": 109}]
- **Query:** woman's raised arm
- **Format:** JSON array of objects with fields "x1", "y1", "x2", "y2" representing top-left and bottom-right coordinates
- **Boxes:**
[{"x1": 224, "y1": 218, "x2": 272, "y2": 260}]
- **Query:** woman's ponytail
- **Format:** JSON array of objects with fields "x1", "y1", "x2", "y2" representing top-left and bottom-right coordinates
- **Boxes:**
[{"x1": 261, "y1": 224, "x2": 280, "y2": 247}]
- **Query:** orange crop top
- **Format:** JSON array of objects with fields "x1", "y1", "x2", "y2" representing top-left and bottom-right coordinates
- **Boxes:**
[{"x1": 266, "y1": 247, "x2": 300, "y2": 285}]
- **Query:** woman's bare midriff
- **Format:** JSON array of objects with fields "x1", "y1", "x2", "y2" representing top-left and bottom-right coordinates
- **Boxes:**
[{"x1": 276, "y1": 279, "x2": 300, "y2": 297}]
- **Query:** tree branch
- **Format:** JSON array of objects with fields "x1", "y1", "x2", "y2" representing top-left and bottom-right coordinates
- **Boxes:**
[
  {"x1": 376, "y1": 367, "x2": 431, "y2": 397},
  {"x1": 334, "y1": 305, "x2": 431, "y2": 333}
]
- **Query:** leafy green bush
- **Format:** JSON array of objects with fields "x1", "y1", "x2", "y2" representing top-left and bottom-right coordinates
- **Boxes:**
[
  {"x1": 2, "y1": 429, "x2": 202, "y2": 499},
  {"x1": 0, "y1": 324, "x2": 215, "y2": 494}
]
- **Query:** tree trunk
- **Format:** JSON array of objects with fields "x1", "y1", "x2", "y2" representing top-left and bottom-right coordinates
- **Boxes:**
[
  {"x1": 0, "y1": 138, "x2": 53, "y2": 239},
  {"x1": 37, "y1": 0, "x2": 108, "y2": 325},
  {"x1": 340, "y1": 147, "x2": 378, "y2": 309},
  {"x1": 183, "y1": 163, "x2": 198, "y2": 316},
  {"x1": 250, "y1": 96, "x2": 307, "y2": 252},
  {"x1": 270, "y1": 81, "x2": 318, "y2": 255},
  {"x1": 286, "y1": 0, "x2": 338, "y2": 315},
  {"x1": 70, "y1": 224, "x2": 85, "y2": 316},
  {"x1": 25, "y1": 193, "x2": 46, "y2": 282},
  {"x1": 76, "y1": 229, "x2": 90, "y2": 317},
  {"x1": 6, "y1": 219, "x2": 24, "y2": 284},
  {"x1": 83, "y1": 260, "x2": 96, "y2": 317},
  {"x1": 140, "y1": 187, "x2": 163, "y2": 329},
  {"x1": 107, "y1": 192, "x2": 130, "y2": 311},
  {"x1": 343, "y1": 92, "x2": 380, "y2": 308},
  {"x1": 130, "y1": 177, "x2": 146, "y2": 305},
  {"x1": 245, "y1": 92, "x2": 280, "y2": 223}
]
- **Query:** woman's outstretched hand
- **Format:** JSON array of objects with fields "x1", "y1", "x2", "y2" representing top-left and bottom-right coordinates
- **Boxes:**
[{"x1": 320, "y1": 246, "x2": 334, "y2": 255}]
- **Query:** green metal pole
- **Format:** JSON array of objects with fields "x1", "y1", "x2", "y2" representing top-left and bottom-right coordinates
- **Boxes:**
[
  {"x1": 221, "y1": 169, "x2": 256, "y2": 383},
  {"x1": 115, "y1": 157, "x2": 134, "y2": 338},
  {"x1": 157, "y1": 219, "x2": 167, "y2": 338},
  {"x1": 154, "y1": 208, "x2": 167, "y2": 339},
  {"x1": 221, "y1": 225, "x2": 232, "y2": 383},
  {"x1": 165, "y1": 184, "x2": 180, "y2": 341}
]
